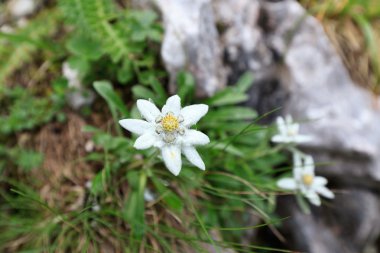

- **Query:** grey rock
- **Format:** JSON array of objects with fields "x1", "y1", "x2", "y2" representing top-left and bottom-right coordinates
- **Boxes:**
[
  {"x1": 278, "y1": 189, "x2": 380, "y2": 253},
  {"x1": 155, "y1": 0, "x2": 226, "y2": 97}
]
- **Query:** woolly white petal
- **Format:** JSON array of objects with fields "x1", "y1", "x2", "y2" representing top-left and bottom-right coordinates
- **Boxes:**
[
  {"x1": 293, "y1": 152, "x2": 303, "y2": 170},
  {"x1": 162, "y1": 95, "x2": 181, "y2": 115},
  {"x1": 313, "y1": 176, "x2": 327, "y2": 187},
  {"x1": 134, "y1": 132, "x2": 157, "y2": 150},
  {"x1": 162, "y1": 145, "x2": 182, "y2": 176},
  {"x1": 304, "y1": 155, "x2": 315, "y2": 174},
  {"x1": 315, "y1": 186, "x2": 334, "y2": 199},
  {"x1": 182, "y1": 130, "x2": 210, "y2": 146},
  {"x1": 271, "y1": 135, "x2": 289, "y2": 143},
  {"x1": 305, "y1": 191, "x2": 321, "y2": 206},
  {"x1": 182, "y1": 146, "x2": 205, "y2": 170},
  {"x1": 289, "y1": 122, "x2": 299, "y2": 135},
  {"x1": 181, "y1": 104, "x2": 208, "y2": 127},
  {"x1": 119, "y1": 119, "x2": 152, "y2": 135},
  {"x1": 137, "y1": 99, "x2": 161, "y2": 122},
  {"x1": 285, "y1": 115, "x2": 293, "y2": 125},
  {"x1": 276, "y1": 116, "x2": 286, "y2": 135},
  {"x1": 277, "y1": 178, "x2": 297, "y2": 190},
  {"x1": 293, "y1": 135, "x2": 313, "y2": 143}
]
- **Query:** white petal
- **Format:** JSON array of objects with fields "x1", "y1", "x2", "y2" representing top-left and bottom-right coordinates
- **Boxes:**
[
  {"x1": 137, "y1": 99, "x2": 161, "y2": 122},
  {"x1": 289, "y1": 123, "x2": 299, "y2": 135},
  {"x1": 313, "y1": 176, "x2": 327, "y2": 186},
  {"x1": 285, "y1": 115, "x2": 293, "y2": 125},
  {"x1": 134, "y1": 132, "x2": 157, "y2": 150},
  {"x1": 293, "y1": 135, "x2": 313, "y2": 143},
  {"x1": 162, "y1": 95, "x2": 181, "y2": 115},
  {"x1": 315, "y1": 186, "x2": 334, "y2": 199},
  {"x1": 181, "y1": 104, "x2": 208, "y2": 127},
  {"x1": 276, "y1": 116, "x2": 286, "y2": 135},
  {"x1": 182, "y1": 146, "x2": 205, "y2": 170},
  {"x1": 293, "y1": 152, "x2": 302, "y2": 169},
  {"x1": 305, "y1": 191, "x2": 321, "y2": 206},
  {"x1": 277, "y1": 178, "x2": 297, "y2": 190},
  {"x1": 162, "y1": 145, "x2": 182, "y2": 176},
  {"x1": 181, "y1": 130, "x2": 210, "y2": 146},
  {"x1": 119, "y1": 119, "x2": 152, "y2": 135},
  {"x1": 271, "y1": 135, "x2": 289, "y2": 143},
  {"x1": 304, "y1": 155, "x2": 315, "y2": 174}
]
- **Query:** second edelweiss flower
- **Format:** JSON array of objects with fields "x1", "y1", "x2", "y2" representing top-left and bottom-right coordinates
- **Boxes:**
[
  {"x1": 119, "y1": 95, "x2": 209, "y2": 176},
  {"x1": 277, "y1": 153, "x2": 334, "y2": 206}
]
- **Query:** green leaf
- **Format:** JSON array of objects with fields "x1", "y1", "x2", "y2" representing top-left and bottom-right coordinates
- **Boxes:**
[
  {"x1": 205, "y1": 107, "x2": 257, "y2": 122},
  {"x1": 211, "y1": 143, "x2": 244, "y2": 157},
  {"x1": 177, "y1": 71, "x2": 195, "y2": 102},
  {"x1": 123, "y1": 171, "x2": 147, "y2": 238},
  {"x1": 93, "y1": 81, "x2": 129, "y2": 117},
  {"x1": 132, "y1": 85, "x2": 156, "y2": 100},
  {"x1": 206, "y1": 88, "x2": 248, "y2": 106},
  {"x1": 66, "y1": 33, "x2": 103, "y2": 60},
  {"x1": 235, "y1": 72, "x2": 254, "y2": 93},
  {"x1": 117, "y1": 59, "x2": 134, "y2": 84},
  {"x1": 90, "y1": 172, "x2": 105, "y2": 195},
  {"x1": 152, "y1": 177, "x2": 183, "y2": 212}
]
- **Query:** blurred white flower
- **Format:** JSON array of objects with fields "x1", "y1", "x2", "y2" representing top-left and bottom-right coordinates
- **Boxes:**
[
  {"x1": 119, "y1": 95, "x2": 209, "y2": 176},
  {"x1": 144, "y1": 189, "x2": 156, "y2": 202},
  {"x1": 9, "y1": 0, "x2": 36, "y2": 18},
  {"x1": 271, "y1": 115, "x2": 312, "y2": 144},
  {"x1": 62, "y1": 62, "x2": 81, "y2": 89},
  {"x1": 92, "y1": 204, "x2": 100, "y2": 212},
  {"x1": 62, "y1": 62, "x2": 94, "y2": 109},
  {"x1": 277, "y1": 153, "x2": 334, "y2": 206}
]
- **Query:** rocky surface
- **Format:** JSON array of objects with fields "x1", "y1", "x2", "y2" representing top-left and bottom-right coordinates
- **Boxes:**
[
  {"x1": 156, "y1": 0, "x2": 380, "y2": 252},
  {"x1": 156, "y1": 0, "x2": 226, "y2": 97}
]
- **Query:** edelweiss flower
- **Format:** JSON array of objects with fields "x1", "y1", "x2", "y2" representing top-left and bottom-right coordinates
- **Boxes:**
[
  {"x1": 271, "y1": 115, "x2": 312, "y2": 144},
  {"x1": 119, "y1": 95, "x2": 209, "y2": 176},
  {"x1": 277, "y1": 153, "x2": 334, "y2": 206}
]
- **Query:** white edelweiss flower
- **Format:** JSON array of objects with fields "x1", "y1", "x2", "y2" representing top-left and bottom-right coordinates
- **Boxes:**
[
  {"x1": 119, "y1": 95, "x2": 210, "y2": 176},
  {"x1": 271, "y1": 115, "x2": 312, "y2": 144},
  {"x1": 277, "y1": 153, "x2": 334, "y2": 206}
]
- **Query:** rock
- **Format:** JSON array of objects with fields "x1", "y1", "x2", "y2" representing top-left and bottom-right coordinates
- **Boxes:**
[
  {"x1": 155, "y1": 0, "x2": 226, "y2": 97},
  {"x1": 277, "y1": 189, "x2": 380, "y2": 253}
]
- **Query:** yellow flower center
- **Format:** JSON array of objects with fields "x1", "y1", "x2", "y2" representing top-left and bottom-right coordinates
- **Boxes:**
[
  {"x1": 302, "y1": 174, "x2": 314, "y2": 186},
  {"x1": 161, "y1": 113, "x2": 179, "y2": 132}
]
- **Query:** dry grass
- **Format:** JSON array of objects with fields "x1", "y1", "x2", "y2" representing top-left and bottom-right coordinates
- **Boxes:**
[
  {"x1": 301, "y1": 0, "x2": 380, "y2": 94},
  {"x1": 33, "y1": 113, "x2": 94, "y2": 209}
]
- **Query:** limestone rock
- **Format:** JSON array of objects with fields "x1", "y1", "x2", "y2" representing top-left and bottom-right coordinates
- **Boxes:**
[{"x1": 155, "y1": 0, "x2": 226, "y2": 97}]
